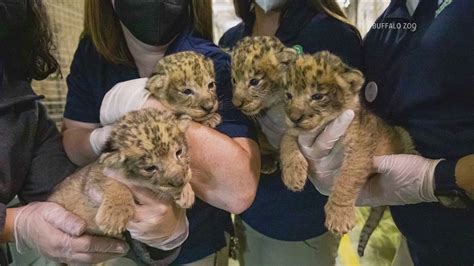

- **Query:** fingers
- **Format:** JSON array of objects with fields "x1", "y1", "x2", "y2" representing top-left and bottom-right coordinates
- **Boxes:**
[
  {"x1": 299, "y1": 110, "x2": 354, "y2": 159},
  {"x1": 70, "y1": 235, "x2": 129, "y2": 254},
  {"x1": 312, "y1": 110, "x2": 354, "y2": 157},
  {"x1": 128, "y1": 185, "x2": 159, "y2": 205},
  {"x1": 43, "y1": 203, "x2": 87, "y2": 237},
  {"x1": 68, "y1": 252, "x2": 125, "y2": 264}
]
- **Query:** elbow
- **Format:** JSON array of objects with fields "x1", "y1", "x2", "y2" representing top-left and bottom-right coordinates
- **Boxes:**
[
  {"x1": 230, "y1": 156, "x2": 260, "y2": 214},
  {"x1": 231, "y1": 186, "x2": 257, "y2": 214}
]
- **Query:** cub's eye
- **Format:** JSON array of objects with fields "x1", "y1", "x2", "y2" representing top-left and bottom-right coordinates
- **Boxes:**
[
  {"x1": 208, "y1": 81, "x2": 216, "y2": 90},
  {"x1": 285, "y1": 93, "x2": 293, "y2": 100},
  {"x1": 144, "y1": 166, "x2": 157, "y2": 173},
  {"x1": 249, "y1": 79, "x2": 259, "y2": 86},
  {"x1": 232, "y1": 78, "x2": 236, "y2": 84},
  {"x1": 311, "y1": 93, "x2": 324, "y2": 101},
  {"x1": 182, "y1": 88, "x2": 194, "y2": 95},
  {"x1": 176, "y1": 148, "x2": 183, "y2": 159}
]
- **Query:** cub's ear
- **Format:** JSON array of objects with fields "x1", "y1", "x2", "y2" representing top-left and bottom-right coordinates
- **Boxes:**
[
  {"x1": 260, "y1": 48, "x2": 297, "y2": 82},
  {"x1": 146, "y1": 71, "x2": 169, "y2": 95},
  {"x1": 176, "y1": 114, "x2": 192, "y2": 132},
  {"x1": 206, "y1": 57, "x2": 215, "y2": 76},
  {"x1": 339, "y1": 67, "x2": 365, "y2": 93},
  {"x1": 99, "y1": 151, "x2": 127, "y2": 168},
  {"x1": 276, "y1": 47, "x2": 298, "y2": 67}
]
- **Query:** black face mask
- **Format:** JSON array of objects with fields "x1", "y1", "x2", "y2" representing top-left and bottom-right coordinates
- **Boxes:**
[{"x1": 114, "y1": 0, "x2": 190, "y2": 46}]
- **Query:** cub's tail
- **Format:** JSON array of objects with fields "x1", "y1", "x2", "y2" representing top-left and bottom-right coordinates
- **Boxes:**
[{"x1": 357, "y1": 206, "x2": 386, "y2": 256}]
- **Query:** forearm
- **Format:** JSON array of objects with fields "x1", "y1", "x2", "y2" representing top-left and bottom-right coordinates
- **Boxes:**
[
  {"x1": 187, "y1": 122, "x2": 260, "y2": 214},
  {"x1": 0, "y1": 207, "x2": 17, "y2": 243},
  {"x1": 62, "y1": 127, "x2": 98, "y2": 166}
]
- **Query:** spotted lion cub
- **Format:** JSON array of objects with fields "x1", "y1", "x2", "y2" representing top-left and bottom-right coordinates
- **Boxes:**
[
  {"x1": 280, "y1": 51, "x2": 415, "y2": 234},
  {"x1": 146, "y1": 51, "x2": 221, "y2": 128},
  {"x1": 231, "y1": 36, "x2": 296, "y2": 174},
  {"x1": 49, "y1": 109, "x2": 194, "y2": 238}
]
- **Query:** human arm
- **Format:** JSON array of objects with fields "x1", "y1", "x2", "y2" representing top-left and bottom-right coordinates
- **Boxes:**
[
  {"x1": 100, "y1": 79, "x2": 260, "y2": 214},
  {"x1": 297, "y1": 111, "x2": 473, "y2": 206},
  {"x1": 0, "y1": 203, "x2": 128, "y2": 264}
]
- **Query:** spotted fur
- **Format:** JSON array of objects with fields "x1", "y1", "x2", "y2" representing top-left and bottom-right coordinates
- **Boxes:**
[
  {"x1": 146, "y1": 51, "x2": 221, "y2": 128},
  {"x1": 280, "y1": 51, "x2": 415, "y2": 238},
  {"x1": 49, "y1": 109, "x2": 195, "y2": 240},
  {"x1": 230, "y1": 36, "x2": 297, "y2": 174},
  {"x1": 231, "y1": 36, "x2": 296, "y2": 115}
]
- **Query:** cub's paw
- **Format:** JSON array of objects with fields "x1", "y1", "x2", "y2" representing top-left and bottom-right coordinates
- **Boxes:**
[
  {"x1": 261, "y1": 155, "x2": 278, "y2": 175},
  {"x1": 202, "y1": 113, "x2": 222, "y2": 128},
  {"x1": 175, "y1": 183, "x2": 195, "y2": 209},
  {"x1": 324, "y1": 201, "x2": 356, "y2": 235},
  {"x1": 281, "y1": 157, "x2": 308, "y2": 192},
  {"x1": 96, "y1": 203, "x2": 134, "y2": 237}
]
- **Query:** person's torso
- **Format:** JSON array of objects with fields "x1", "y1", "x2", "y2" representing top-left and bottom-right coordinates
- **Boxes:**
[
  {"x1": 66, "y1": 33, "x2": 241, "y2": 263},
  {"x1": 0, "y1": 80, "x2": 48, "y2": 204},
  {"x1": 219, "y1": 1, "x2": 363, "y2": 241},
  {"x1": 363, "y1": 0, "x2": 474, "y2": 264}
]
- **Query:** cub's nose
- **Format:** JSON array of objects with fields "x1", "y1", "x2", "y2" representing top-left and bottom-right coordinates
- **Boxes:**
[
  {"x1": 200, "y1": 103, "x2": 213, "y2": 112},
  {"x1": 289, "y1": 113, "x2": 304, "y2": 124},
  {"x1": 232, "y1": 97, "x2": 244, "y2": 108},
  {"x1": 167, "y1": 179, "x2": 184, "y2": 188}
]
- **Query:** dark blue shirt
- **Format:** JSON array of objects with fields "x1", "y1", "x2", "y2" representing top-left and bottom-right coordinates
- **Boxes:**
[
  {"x1": 64, "y1": 31, "x2": 256, "y2": 264},
  {"x1": 363, "y1": 0, "x2": 474, "y2": 265},
  {"x1": 219, "y1": 0, "x2": 362, "y2": 240}
]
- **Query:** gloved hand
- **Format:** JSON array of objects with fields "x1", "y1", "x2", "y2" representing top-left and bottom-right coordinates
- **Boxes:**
[
  {"x1": 127, "y1": 186, "x2": 188, "y2": 250},
  {"x1": 256, "y1": 103, "x2": 287, "y2": 148},
  {"x1": 14, "y1": 202, "x2": 128, "y2": 263},
  {"x1": 298, "y1": 110, "x2": 355, "y2": 195},
  {"x1": 358, "y1": 155, "x2": 441, "y2": 206},
  {"x1": 89, "y1": 125, "x2": 114, "y2": 155},
  {"x1": 100, "y1": 78, "x2": 151, "y2": 125}
]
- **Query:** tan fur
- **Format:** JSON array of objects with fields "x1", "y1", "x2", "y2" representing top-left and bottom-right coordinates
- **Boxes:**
[
  {"x1": 231, "y1": 36, "x2": 297, "y2": 174},
  {"x1": 280, "y1": 51, "x2": 415, "y2": 234},
  {"x1": 49, "y1": 109, "x2": 194, "y2": 238},
  {"x1": 145, "y1": 51, "x2": 221, "y2": 128}
]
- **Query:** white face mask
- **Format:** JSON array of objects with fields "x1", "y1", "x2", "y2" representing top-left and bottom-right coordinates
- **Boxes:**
[{"x1": 255, "y1": 0, "x2": 287, "y2": 13}]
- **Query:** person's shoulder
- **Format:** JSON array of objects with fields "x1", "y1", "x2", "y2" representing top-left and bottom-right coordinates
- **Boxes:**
[
  {"x1": 185, "y1": 35, "x2": 231, "y2": 71},
  {"x1": 73, "y1": 35, "x2": 101, "y2": 60},
  {"x1": 302, "y1": 14, "x2": 360, "y2": 42},
  {"x1": 219, "y1": 22, "x2": 245, "y2": 48}
]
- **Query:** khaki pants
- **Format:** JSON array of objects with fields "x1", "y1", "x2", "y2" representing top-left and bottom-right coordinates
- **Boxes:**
[{"x1": 238, "y1": 220, "x2": 339, "y2": 266}]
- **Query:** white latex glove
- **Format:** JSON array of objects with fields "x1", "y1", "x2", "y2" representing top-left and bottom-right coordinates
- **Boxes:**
[
  {"x1": 14, "y1": 202, "x2": 128, "y2": 264},
  {"x1": 298, "y1": 110, "x2": 355, "y2": 195},
  {"x1": 256, "y1": 103, "x2": 287, "y2": 148},
  {"x1": 357, "y1": 155, "x2": 441, "y2": 206},
  {"x1": 89, "y1": 125, "x2": 114, "y2": 155},
  {"x1": 127, "y1": 186, "x2": 189, "y2": 250},
  {"x1": 100, "y1": 78, "x2": 151, "y2": 125}
]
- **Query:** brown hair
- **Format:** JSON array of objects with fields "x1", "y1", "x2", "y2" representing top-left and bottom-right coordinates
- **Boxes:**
[
  {"x1": 82, "y1": 0, "x2": 213, "y2": 66},
  {"x1": 3, "y1": 0, "x2": 60, "y2": 81},
  {"x1": 233, "y1": 0, "x2": 361, "y2": 40}
]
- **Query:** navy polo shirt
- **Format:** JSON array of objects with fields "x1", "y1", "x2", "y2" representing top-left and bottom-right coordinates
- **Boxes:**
[
  {"x1": 219, "y1": 0, "x2": 362, "y2": 241},
  {"x1": 64, "y1": 31, "x2": 256, "y2": 264},
  {"x1": 363, "y1": 0, "x2": 474, "y2": 265}
]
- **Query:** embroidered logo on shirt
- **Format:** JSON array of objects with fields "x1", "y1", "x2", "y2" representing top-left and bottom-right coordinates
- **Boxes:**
[
  {"x1": 435, "y1": 0, "x2": 453, "y2": 18},
  {"x1": 292, "y1": 45, "x2": 303, "y2": 55}
]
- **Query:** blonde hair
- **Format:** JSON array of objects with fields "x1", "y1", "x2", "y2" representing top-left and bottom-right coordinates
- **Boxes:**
[{"x1": 82, "y1": 0, "x2": 213, "y2": 65}]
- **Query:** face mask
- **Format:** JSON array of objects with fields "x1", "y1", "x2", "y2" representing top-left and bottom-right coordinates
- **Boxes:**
[
  {"x1": 254, "y1": 0, "x2": 287, "y2": 13},
  {"x1": 114, "y1": 0, "x2": 189, "y2": 46}
]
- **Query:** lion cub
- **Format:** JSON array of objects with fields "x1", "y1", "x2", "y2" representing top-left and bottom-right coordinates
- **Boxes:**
[
  {"x1": 280, "y1": 51, "x2": 415, "y2": 234},
  {"x1": 146, "y1": 51, "x2": 221, "y2": 128},
  {"x1": 49, "y1": 109, "x2": 194, "y2": 238},
  {"x1": 230, "y1": 36, "x2": 296, "y2": 174}
]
